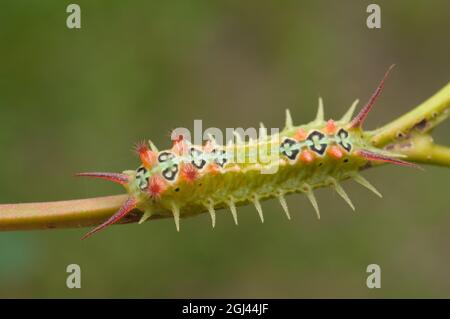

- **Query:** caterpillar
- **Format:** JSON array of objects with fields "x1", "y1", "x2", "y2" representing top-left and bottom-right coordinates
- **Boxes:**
[{"x1": 77, "y1": 65, "x2": 419, "y2": 239}]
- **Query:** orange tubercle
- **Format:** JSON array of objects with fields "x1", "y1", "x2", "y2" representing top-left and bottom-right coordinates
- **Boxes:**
[
  {"x1": 148, "y1": 175, "x2": 168, "y2": 199},
  {"x1": 203, "y1": 140, "x2": 215, "y2": 153},
  {"x1": 171, "y1": 134, "x2": 189, "y2": 156},
  {"x1": 300, "y1": 150, "x2": 315, "y2": 163},
  {"x1": 229, "y1": 164, "x2": 241, "y2": 172},
  {"x1": 327, "y1": 145, "x2": 343, "y2": 159},
  {"x1": 293, "y1": 128, "x2": 307, "y2": 141},
  {"x1": 141, "y1": 150, "x2": 157, "y2": 168},
  {"x1": 324, "y1": 119, "x2": 337, "y2": 135},
  {"x1": 135, "y1": 141, "x2": 157, "y2": 169},
  {"x1": 180, "y1": 163, "x2": 198, "y2": 183},
  {"x1": 207, "y1": 163, "x2": 221, "y2": 175}
]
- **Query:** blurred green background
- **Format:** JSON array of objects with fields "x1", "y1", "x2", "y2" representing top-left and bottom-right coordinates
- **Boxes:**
[{"x1": 0, "y1": 0, "x2": 449, "y2": 298}]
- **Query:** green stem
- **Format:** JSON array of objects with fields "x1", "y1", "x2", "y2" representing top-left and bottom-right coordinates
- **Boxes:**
[
  {"x1": 0, "y1": 195, "x2": 129, "y2": 231},
  {"x1": 370, "y1": 82, "x2": 450, "y2": 148},
  {"x1": 386, "y1": 134, "x2": 450, "y2": 167}
]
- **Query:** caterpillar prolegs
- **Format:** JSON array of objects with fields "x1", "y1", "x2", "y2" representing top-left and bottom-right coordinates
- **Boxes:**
[{"x1": 78, "y1": 65, "x2": 420, "y2": 239}]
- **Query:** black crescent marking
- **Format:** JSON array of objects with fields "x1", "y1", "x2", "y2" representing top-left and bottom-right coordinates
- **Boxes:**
[
  {"x1": 158, "y1": 151, "x2": 175, "y2": 163},
  {"x1": 280, "y1": 138, "x2": 300, "y2": 160},
  {"x1": 337, "y1": 128, "x2": 352, "y2": 152},
  {"x1": 212, "y1": 149, "x2": 228, "y2": 167},
  {"x1": 162, "y1": 164, "x2": 179, "y2": 181},
  {"x1": 189, "y1": 147, "x2": 206, "y2": 169},
  {"x1": 136, "y1": 166, "x2": 149, "y2": 190},
  {"x1": 307, "y1": 131, "x2": 327, "y2": 155}
]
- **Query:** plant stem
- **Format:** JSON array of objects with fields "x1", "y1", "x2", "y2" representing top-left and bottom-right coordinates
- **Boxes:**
[
  {"x1": 386, "y1": 134, "x2": 450, "y2": 167},
  {"x1": 0, "y1": 195, "x2": 129, "y2": 231},
  {"x1": 370, "y1": 82, "x2": 450, "y2": 148},
  {"x1": 1, "y1": 83, "x2": 449, "y2": 232}
]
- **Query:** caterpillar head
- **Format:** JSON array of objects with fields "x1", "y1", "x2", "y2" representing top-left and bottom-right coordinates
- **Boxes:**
[
  {"x1": 76, "y1": 139, "x2": 183, "y2": 239},
  {"x1": 75, "y1": 171, "x2": 137, "y2": 239}
]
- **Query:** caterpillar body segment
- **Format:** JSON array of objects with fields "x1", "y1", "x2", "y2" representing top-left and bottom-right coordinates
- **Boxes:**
[{"x1": 78, "y1": 65, "x2": 419, "y2": 239}]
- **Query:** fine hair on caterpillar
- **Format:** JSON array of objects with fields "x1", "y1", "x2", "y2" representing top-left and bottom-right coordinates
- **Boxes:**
[{"x1": 77, "y1": 64, "x2": 421, "y2": 240}]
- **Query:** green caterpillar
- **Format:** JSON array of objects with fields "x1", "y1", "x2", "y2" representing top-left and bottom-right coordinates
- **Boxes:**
[{"x1": 78, "y1": 65, "x2": 418, "y2": 239}]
